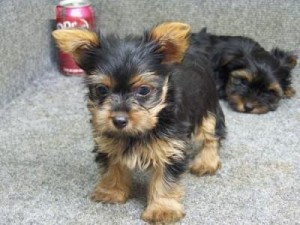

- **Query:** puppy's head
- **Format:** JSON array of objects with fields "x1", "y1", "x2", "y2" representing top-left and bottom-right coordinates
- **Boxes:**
[
  {"x1": 223, "y1": 51, "x2": 285, "y2": 114},
  {"x1": 52, "y1": 22, "x2": 190, "y2": 136}
]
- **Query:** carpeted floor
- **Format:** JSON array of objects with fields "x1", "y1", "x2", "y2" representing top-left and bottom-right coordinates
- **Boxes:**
[{"x1": 1, "y1": 66, "x2": 299, "y2": 224}]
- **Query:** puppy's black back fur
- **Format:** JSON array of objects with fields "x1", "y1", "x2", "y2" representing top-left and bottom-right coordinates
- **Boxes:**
[{"x1": 169, "y1": 42, "x2": 226, "y2": 139}]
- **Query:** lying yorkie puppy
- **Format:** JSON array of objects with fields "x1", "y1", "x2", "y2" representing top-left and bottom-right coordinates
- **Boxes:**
[
  {"x1": 191, "y1": 29, "x2": 297, "y2": 114},
  {"x1": 52, "y1": 22, "x2": 225, "y2": 223}
]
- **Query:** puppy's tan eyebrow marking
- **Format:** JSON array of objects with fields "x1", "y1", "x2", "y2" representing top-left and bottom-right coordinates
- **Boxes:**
[
  {"x1": 86, "y1": 74, "x2": 114, "y2": 87},
  {"x1": 129, "y1": 72, "x2": 158, "y2": 88},
  {"x1": 231, "y1": 69, "x2": 253, "y2": 82}
]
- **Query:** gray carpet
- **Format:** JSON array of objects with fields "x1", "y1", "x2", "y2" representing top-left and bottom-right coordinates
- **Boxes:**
[{"x1": 1, "y1": 66, "x2": 299, "y2": 224}]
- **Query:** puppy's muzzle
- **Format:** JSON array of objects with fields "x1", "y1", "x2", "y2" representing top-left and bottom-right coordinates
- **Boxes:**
[{"x1": 244, "y1": 102, "x2": 254, "y2": 113}]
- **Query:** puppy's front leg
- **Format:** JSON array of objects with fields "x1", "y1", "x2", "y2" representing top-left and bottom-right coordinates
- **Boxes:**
[
  {"x1": 142, "y1": 164, "x2": 185, "y2": 223},
  {"x1": 91, "y1": 162, "x2": 131, "y2": 204}
]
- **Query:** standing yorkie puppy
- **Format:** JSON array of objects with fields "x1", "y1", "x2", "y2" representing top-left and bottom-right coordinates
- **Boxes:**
[
  {"x1": 191, "y1": 29, "x2": 297, "y2": 114},
  {"x1": 52, "y1": 22, "x2": 225, "y2": 223}
]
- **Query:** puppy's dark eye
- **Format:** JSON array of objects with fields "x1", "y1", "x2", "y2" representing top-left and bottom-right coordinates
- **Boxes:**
[
  {"x1": 136, "y1": 86, "x2": 151, "y2": 96},
  {"x1": 269, "y1": 90, "x2": 279, "y2": 97},
  {"x1": 232, "y1": 77, "x2": 248, "y2": 86},
  {"x1": 232, "y1": 78, "x2": 241, "y2": 85},
  {"x1": 241, "y1": 79, "x2": 248, "y2": 86},
  {"x1": 96, "y1": 85, "x2": 109, "y2": 96}
]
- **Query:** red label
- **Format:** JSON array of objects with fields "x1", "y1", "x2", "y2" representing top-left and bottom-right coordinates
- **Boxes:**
[{"x1": 55, "y1": 5, "x2": 94, "y2": 76}]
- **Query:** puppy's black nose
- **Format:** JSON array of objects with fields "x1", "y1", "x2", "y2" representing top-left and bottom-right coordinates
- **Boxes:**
[
  {"x1": 112, "y1": 116, "x2": 128, "y2": 129},
  {"x1": 244, "y1": 103, "x2": 253, "y2": 112}
]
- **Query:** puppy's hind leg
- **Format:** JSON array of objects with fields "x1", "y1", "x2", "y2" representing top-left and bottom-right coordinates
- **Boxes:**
[{"x1": 190, "y1": 110, "x2": 224, "y2": 176}]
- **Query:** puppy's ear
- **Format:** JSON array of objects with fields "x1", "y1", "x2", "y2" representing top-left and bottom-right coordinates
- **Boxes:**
[
  {"x1": 271, "y1": 48, "x2": 297, "y2": 69},
  {"x1": 148, "y1": 22, "x2": 191, "y2": 64},
  {"x1": 52, "y1": 29, "x2": 100, "y2": 66}
]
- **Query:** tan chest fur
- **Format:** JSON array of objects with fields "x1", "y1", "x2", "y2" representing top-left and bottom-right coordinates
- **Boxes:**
[{"x1": 94, "y1": 135, "x2": 185, "y2": 170}]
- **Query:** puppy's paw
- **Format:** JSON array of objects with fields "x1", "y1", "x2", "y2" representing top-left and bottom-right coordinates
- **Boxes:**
[
  {"x1": 283, "y1": 86, "x2": 296, "y2": 98},
  {"x1": 190, "y1": 157, "x2": 221, "y2": 176},
  {"x1": 142, "y1": 201, "x2": 185, "y2": 223},
  {"x1": 90, "y1": 187, "x2": 129, "y2": 204}
]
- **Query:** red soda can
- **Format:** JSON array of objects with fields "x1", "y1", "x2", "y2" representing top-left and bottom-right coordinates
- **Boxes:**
[{"x1": 55, "y1": 0, "x2": 95, "y2": 76}]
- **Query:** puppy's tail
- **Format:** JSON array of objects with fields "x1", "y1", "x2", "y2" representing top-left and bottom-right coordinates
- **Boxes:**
[
  {"x1": 198, "y1": 27, "x2": 208, "y2": 35},
  {"x1": 189, "y1": 27, "x2": 212, "y2": 53},
  {"x1": 191, "y1": 27, "x2": 209, "y2": 40}
]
